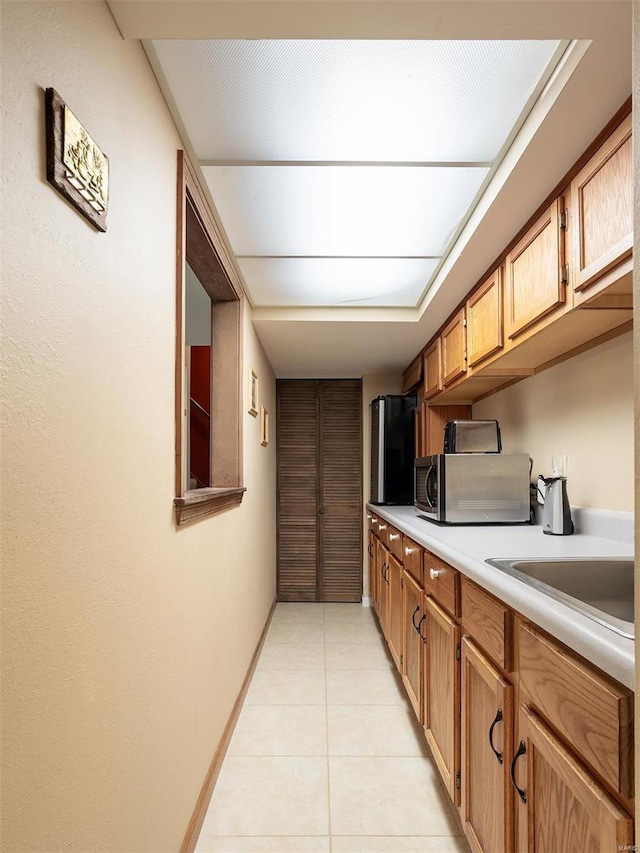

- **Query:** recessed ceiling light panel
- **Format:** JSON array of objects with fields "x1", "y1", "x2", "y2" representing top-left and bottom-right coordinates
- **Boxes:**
[
  {"x1": 152, "y1": 39, "x2": 562, "y2": 162},
  {"x1": 238, "y1": 257, "x2": 440, "y2": 306},
  {"x1": 202, "y1": 165, "x2": 489, "y2": 256}
]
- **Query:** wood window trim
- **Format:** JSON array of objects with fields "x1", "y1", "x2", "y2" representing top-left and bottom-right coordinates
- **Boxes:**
[
  {"x1": 174, "y1": 151, "x2": 245, "y2": 525},
  {"x1": 174, "y1": 486, "x2": 246, "y2": 525}
]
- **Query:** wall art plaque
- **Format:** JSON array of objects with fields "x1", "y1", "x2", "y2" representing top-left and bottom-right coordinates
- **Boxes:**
[{"x1": 45, "y1": 88, "x2": 109, "y2": 231}]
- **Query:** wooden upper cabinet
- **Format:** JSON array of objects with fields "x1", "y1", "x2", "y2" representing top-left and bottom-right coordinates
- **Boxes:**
[
  {"x1": 571, "y1": 114, "x2": 633, "y2": 294},
  {"x1": 402, "y1": 355, "x2": 424, "y2": 394},
  {"x1": 441, "y1": 308, "x2": 467, "y2": 386},
  {"x1": 515, "y1": 706, "x2": 633, "y2": 853},
  {"x1": 505, "y1": 197, "x2": 567, "y2": 340},
  {"x1": 466, "y1": 268, "x2": 503, "y2": 368},
  {"x1": 423, "y1": 338, "x2": 442, "y2": 400}
]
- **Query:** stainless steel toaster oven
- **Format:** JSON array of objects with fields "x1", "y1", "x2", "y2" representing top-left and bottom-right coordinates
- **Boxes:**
[{"x1": 415, "y1": 453, "x2": 531, "y2": 524}]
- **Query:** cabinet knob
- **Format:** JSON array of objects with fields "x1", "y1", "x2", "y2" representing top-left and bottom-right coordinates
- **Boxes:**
[
  {"x1": 429, "y1": 568, "x2": 441, "y2": 580},
  {"x1": 405, "y1": 547, "x2": 413, "y2": 555},
  {"x1": 389, "y1": 533, "x2": 399, "y2": 541},
  {"x1": 378, "y1": 524, "x2": 387, "y2": 531}
]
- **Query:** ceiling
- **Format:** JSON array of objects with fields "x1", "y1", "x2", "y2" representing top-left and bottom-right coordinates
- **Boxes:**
[{"x1": 109, "y1": 0, "x2": 632, "y2": 378}]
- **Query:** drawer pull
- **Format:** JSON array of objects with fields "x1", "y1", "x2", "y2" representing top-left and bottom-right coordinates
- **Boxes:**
[
  {"x1": 378, "y1": 524, "x2": 387, "y2": 531},
  {"x1": 429, "y1": 568, "x2": 442, "y2": 580},
  {"x1": 488, "y1": 709, "x2": 504, "y2": 765},
  {"x1": 405, "y1": 546, "x2": 414, "y2": 555},
  {"x1": 389, "y1": 533, "x2": 399, "y2": 541},
  {"x1": 510, "y1": 741, "x2": 527, "y2": 804},
  {"x1": 411, "y1": 605, "x2": 420, "y2": 630},
  {"x1": 418, "y1": 613, "x2": 427, "y2": 643}
]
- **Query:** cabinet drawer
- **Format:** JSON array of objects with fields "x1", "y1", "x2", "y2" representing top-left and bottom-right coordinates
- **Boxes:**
[
  {"x1": 367, "y1": 512, "x2": 379, "y2": 533},
  {"x1": 402, "y1": 538, "x2": 423, "y2": 585},
  {"x1": 375, "y1": 519, "x2": 390, "y2": 547},
  {"x1": 517, "y1": 620, "x2": 633, "y2": 799},
  {"x1": 387, "y1": 525, "x2": 403, "y2": 561},
  {"x1": 423, "y1": 551, "x2": 459, "y2": 616},
  {"x1": 461, "y1": 578, "x2": 511, "y2": 670}
]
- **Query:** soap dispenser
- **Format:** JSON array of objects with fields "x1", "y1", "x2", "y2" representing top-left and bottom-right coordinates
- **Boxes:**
[{"x1": 539, "y1": 455, "x2": 574, "y2": 535}]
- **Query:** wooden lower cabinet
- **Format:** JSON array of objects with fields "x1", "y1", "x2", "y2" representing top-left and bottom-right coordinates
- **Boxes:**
[
  {"x1": 368, "y1": 530, "x2": 377, "y2": 610},
  {"x1": 515, "y1": 706, "x2": 633, "y2": 853},
  {"x1": 387, "y1": 553, "x2": 403, "y2": 669},
  {"x1": 377, "y1": 540, "x2": 390, "y2": 638},
  {"x1": 365, "y1": 517, "x2": 634, "y2": 853},
  {"x1": 402, "y1": 570, "x2": 424, "y2": 720},
  {"x1": 461, "y1": 637, "x2": 514, "y2": 853},
  {"x1": 424, "y1": 595, "x2": 461, "y2": 804}
]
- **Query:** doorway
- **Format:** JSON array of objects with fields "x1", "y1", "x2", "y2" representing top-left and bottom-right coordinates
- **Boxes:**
[{"x1": 277, "y1": 379, "x2": 363, "y2": 602}]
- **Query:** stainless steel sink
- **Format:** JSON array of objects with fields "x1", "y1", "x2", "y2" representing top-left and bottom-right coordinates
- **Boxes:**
[{"x1": 485, "y1": 558, "x2": 634, "y2": 639}]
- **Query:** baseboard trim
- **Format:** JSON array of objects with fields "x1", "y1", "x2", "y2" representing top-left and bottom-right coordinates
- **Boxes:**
[{"x1": 179, "y1": 596, "x2": 278, "y2": 853}]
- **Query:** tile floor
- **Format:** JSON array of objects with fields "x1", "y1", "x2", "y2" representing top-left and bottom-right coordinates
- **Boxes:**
[{"x1": 195, "y1": 603, "x2": 470, "y2": 853}]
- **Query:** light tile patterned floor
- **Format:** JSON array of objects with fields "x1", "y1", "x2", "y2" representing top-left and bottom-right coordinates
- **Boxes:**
[{"x1": 195, "y1": 603, "x2": 470, "y2": 853}]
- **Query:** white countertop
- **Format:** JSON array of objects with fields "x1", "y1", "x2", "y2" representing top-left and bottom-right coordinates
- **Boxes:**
[{"x1": 367, "y1": 503, "x2": 635, "y2": 691}]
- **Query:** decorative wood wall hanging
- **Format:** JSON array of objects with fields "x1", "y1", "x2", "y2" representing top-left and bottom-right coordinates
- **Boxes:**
[
  {"x1": 260, "y1": 406, "x2": 269, "y2": 446},
  {"x1": 248, "y1": 367, "x2": 259, "y2": 416},
  {"x1": 45, "y1": 88, "x2": 109, "y2": 231}
]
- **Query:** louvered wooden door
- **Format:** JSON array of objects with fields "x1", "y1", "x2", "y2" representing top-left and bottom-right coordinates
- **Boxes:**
[{"x1": 277, "y1": 380, "x2": 362, "y2": 602}]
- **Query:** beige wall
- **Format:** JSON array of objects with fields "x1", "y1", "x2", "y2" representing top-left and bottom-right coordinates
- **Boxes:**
[
  {"x1": 473, "y1": 331, "x2": 634, "y2": 512},
  {"x1": 361, "y1": 374, "x2": 402, "y2": 597},
  {"x1": 0, "y1": 4, "x2": 276, "y2": 851}
]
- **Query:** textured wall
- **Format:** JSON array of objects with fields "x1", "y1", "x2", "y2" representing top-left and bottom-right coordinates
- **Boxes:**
[
  {"x1": 473, "y1": 331, "x2": 634, "y2": 511},
  {"x1": 0, "y1": 3, "x2": 276, "y2": 850}
]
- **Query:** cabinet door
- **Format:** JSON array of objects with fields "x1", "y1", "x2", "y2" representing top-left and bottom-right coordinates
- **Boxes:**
[
  {"x1": 441, "y1": 308, "x2": 467, "y2": 386},
  {"x1": 424, "y1": 595, "x2": 461, "y2": 804},
  {"x1": 571, "y1": 115, "x2": 632, "y2": 294},
  {"x1": 461, "y1": 638, "x2": 513, "y2": 853},
  {"x1": 402, "y1": 571, "x2": 424, "y2": 720},
  {"x1": 387, "y1": 553, "x2": 403, "y2": 669},
  {"x1": 514, "y1": 706, "x2": 633, "y2": 853},
  {"x1": 466, "y1": 268, "x2": 503, "y2": 368},
  {"x1": 505, "y1": 198, "x2": 566, "y2": 340},
  {"x1": 377, "y1": 541, "x2": 390, "y2": 637},
  {"x1": 423, "y1": 339, "x2": 443, "y2": 400},
  {"x1": 367, "y1": 530, "x2": 377, "y2": 608}
]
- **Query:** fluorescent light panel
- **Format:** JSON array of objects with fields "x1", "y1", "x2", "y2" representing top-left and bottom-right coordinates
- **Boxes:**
[
  {"x1": 238, "y1": 257, "x2": 440, "y2": 306},
  {"x1": 152, "y1": 39, "x2": 562, "y2": 162},
  {"x1": 202, "y1": 165, "x2": 489, "y2": 256}
]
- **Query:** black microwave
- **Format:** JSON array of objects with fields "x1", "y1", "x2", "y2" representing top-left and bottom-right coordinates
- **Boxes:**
[{"x1": 415, "y1": 454, "x2": 531, "y2": 524}]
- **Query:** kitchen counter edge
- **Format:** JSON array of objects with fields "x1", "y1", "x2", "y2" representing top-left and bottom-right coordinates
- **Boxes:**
[{"x1": 367, "y1": 503, "x2": 635, "y2": 692}]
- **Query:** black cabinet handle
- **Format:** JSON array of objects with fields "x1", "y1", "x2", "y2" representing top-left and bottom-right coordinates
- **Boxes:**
[
  {"x1": 411, "y1": 605, "x2": 420, "y2": 630},
  {"x1": 488, "y1": 709, "x2": 503, "y2": 764},
  {"x1": 368, "y1": 542, "x2": 373, "y2": 556},
  {"x1": 380, "y1": 562, "x2": 386, "y2": 577},
  {"x1": 385, "y1": 566, "x2": 390, "y2": 585},
  {"x1": 418, "y1": 613, "x2": 427, "y2": 643},
  {"x1": 510, "y1": 740, "x2": 527, "y2": 804}
]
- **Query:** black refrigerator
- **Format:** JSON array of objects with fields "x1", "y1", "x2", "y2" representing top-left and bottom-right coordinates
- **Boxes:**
[{"x1": 370, "y1": 395, "x2": 416, "y2": 505}]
